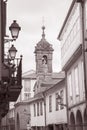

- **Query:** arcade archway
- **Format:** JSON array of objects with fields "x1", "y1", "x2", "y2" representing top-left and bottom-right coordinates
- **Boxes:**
[
  {"x1": 84, "y1": 108, "x2": 87, "y2": 130},
  {"x1": 76, "y1": 110, "x2": 83, "y2": 130},
  {"x1": 69, "y1": 112, "x2": 76, "y2": 130}
]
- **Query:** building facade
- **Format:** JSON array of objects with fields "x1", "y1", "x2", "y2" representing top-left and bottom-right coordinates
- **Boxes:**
[
  {"x1": 44, "y1": 79, "x2": 67, "y2": 130},
  {"x1": 58, "y1": 0, "x2": 87, "y2": 130},
  {"x1": 1, "y1": 108, "x2": 15, "y2": 130},
  {"x1": 14, "y1": 70, "x2": 36, "y2": 130},
  {"x1": 18, "y1": 70, "x2": 36, "y2": 102},
  {"x1": 1, "y1": 70, "x2": 36, "y2": 130},
  {"x1": 15, "y1": 101, "x2": 30, "y2": 130}
]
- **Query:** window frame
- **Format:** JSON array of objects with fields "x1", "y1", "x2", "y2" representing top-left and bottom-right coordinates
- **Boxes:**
[{"x1": 49, "y1": 95, "x2": 52, "y2": 112}]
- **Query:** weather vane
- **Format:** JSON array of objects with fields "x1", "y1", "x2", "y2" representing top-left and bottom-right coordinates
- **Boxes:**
[
  {"x1": 42, "y1": 17, "x2": 45, "y2": 38},
  {"x1": 42, "y1": 16, "x2": 45, "y2": 26}
]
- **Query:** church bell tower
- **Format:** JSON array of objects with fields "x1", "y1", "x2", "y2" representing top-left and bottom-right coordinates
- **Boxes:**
[{"x1": 34, "y1": 26, "x2": 54, "y2": 75}]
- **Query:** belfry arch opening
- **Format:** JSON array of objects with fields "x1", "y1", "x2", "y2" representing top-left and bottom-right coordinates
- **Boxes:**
[{"x1": 42, "y1": 55, "x2": 47, "y2": 64}]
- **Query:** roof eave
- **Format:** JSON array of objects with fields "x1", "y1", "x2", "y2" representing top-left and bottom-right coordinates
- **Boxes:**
[{"x1": 57, "y1": 0, "x2": 78, "y2": 40}]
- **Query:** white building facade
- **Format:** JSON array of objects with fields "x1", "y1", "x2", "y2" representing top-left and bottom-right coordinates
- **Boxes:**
[
  {"x1": 58, "y1": 0, "x2": 87, "y2": 130},
  {"x1": 30, "y1": 77, "x2": 66, "y2": 130},
  {"x1": 21, "y1": 70, "x2": 36, "y2": 101},
  {"x1": 45, "y1": 79, "x2": 67, "y2": 130}
]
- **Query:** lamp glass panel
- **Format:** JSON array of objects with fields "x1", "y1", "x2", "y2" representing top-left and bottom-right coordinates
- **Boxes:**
[
  {"x1": 9, "y1": 51, "x2": 16, "y2": 59},
  {"x1": 11, "y1": 28, "x2": 19, "y2": 39}
]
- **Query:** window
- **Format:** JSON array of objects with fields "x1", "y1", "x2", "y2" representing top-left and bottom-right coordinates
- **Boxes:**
[
  {"x1": 49, "y1": 95, "x2": 52, "y2": 112},
  {"x1": 34, "y1": 104, "x2": 36, "y2": 117},
  {"x1": 40, "y1": 102, "x2": 43, "y2": 115},
  {"x1": 60, "y1": 90, "x2": 64, "y2": 110},
  {"x1": 74, "y1": 66, "x2": 79, "y2": 96},
  {"x1": 68, "y1": 73, "x2": 73, "y2": 99},
  {"x1": 24, "y1": 93, "x2": 31, "y2": 100},
  {"x1": 24, "y1": 80, "x2": 31, "y2": 92},
  {"x1": 37, "y1": 102, "x2": 39, "y2": 116},
  {"x1": 55, "y1": 93, "x2": 59, "y2": 111}
]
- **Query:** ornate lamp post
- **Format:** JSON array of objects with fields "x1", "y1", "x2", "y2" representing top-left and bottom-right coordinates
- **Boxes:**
[
  {"x1": 9, "y1": 20, "x2": 21, "y2": 40},
  {"x1": 57, "y1": 94, "x2": 69, "y2": 130},
  {"x1": 5, "y1": 20, "x2": 21, "y2": 43},
  {"x1": 9, "y1": 44, "x2": 17, "y2": 60}
]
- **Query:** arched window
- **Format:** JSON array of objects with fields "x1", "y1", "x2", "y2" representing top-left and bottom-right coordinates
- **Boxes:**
[{"x1": 42, "y1": 55, "x2": 47, "y2": 64}]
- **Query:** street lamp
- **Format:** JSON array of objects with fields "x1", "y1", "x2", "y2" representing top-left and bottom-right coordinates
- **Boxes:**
[
  {"x1": 8, "y1": 44, "x2": 17, "y2": 60},
  {"x1": 9, "y1": 20, "x2": 21, "y2": 40},
  {"x1": 57, "y1": 94, "x2": 69, "y2": 130},
  {"x1": 57, "y1": 94, "x2": 67, "y2": 107},
  {"x1": 4, "y1": 20, "x2": 21, "y2": 43},
  {"x1": 2, "y1": 18, "x2": 22, "y2": 88},
  {"x1": 4, "y1": 20, "x2": 21, "y2": 61}
]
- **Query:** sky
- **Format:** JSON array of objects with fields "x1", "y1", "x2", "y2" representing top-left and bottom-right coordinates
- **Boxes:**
[{"x1": 6, "y1": 0, "x2": 72, "y2": 73}]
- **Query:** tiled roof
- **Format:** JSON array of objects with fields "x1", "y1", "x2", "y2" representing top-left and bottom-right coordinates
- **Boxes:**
[
  {"x1": 22, "y1": 70, "x2": 36, "y2": 79},
  {"x1": 34, "y1": 26, "x2": 53, "y2": 53}
]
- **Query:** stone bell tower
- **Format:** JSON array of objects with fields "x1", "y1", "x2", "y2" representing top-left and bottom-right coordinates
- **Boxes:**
[{"x1": 34, "y1": 26, "x2": 54, "y2": 75}]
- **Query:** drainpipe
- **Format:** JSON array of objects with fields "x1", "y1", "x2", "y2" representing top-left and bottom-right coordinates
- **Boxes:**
[
  {"x1": 43, "y1": 92, "x2": 46, "y2": 130},
  {"x1": 65, "y1": 73, "x2": 70, "y2": 130}
]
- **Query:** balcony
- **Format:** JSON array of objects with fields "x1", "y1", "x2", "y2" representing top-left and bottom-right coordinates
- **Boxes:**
[{"x1": 0, "y1": 56, "x2": 22, "y2": 101}]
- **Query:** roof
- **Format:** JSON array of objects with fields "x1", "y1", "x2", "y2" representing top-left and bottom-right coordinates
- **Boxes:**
[
  {"x1": 40, "y1": 78, "x2": 63, "y2": 87},
  {"x1": 33, "y1": 71, "x2": 65, "y2": 95},
  {"x1": 43, "y1": 78, "x2": 65, "y2": 94},
  {"x1": 34, "y1": 26, "x2": 54, "y2": 53},
  {"x1": 58, "y1": 0, "x2": 77, "y2": 40},
  {"x1": 26, "y1": 95, "x2": 44, "y2": 104},
  {"x1": 22, "y1": 70, "x2": 36, "y2": 79},
  {"x1": 52, "y1": 71, "x2": 65, "y2": 79},
  {"x1": 25, "y1": 78, "x2": 65, "y2": 104}
]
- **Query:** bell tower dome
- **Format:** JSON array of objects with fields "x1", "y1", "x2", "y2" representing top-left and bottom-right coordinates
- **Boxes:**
[{"x1": 34, "y1": 26, "x2": 54, "y2": 74}]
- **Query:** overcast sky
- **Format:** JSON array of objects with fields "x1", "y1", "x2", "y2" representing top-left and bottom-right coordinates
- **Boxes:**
[{"x1": 7, "y1": 0, "x2": 72, "y2": 73}]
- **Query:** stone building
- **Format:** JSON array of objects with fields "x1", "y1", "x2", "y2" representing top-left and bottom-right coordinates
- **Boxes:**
[
  {"x1": 1, "y1": 70, "x2": 36, "y2": 130},
  {"x1": 1, "y1": 108, "x2": 15, "y2": 130},
  {"x1": 58, "y1": 0, "x2": 87, "y2": 130}
]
